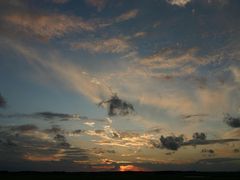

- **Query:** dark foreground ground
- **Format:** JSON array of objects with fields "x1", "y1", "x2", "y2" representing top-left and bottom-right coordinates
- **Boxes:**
[{"x1": 0, "y1": 171, "x2": 239, "y2": 180}]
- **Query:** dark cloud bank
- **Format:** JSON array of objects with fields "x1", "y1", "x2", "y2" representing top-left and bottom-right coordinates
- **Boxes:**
[
  {"x1": 224, "y1": 114, "x2": 240, "y2": 128},
  {"x1": 156, "y1": 132, "x2": 240, "y2": 151}
]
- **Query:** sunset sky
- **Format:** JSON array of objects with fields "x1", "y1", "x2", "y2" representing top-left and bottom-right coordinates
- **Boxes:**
[{"x1": 0, "y1": 0, "x2": 240, "y2": 172}]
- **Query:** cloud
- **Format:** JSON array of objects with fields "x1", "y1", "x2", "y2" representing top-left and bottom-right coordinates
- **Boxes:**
[
  {"x1": 5, "y1": 42, "x2": 110, "y2": 102},
  {"x1": 0, "y1": 111, "x2": 88, "y2": 121},
  {"x1": 223, "y1": 129, "x2": 240, "y2": 138},
  {"x1": 3, "y1": 13, "x2": 95, "y2": 40},
  {"x1": 72, "y1": 38, "x2": 130, "y2": 54},
  {"x1": 201, "y1": 148, "x2": 215, "y2": 154},
  {"x1": 224, "y1": 114, "x2": 240, "y2": 128},
  {"x1": 98, "y1": 94, "x2": 135, "y2": 116},
  {"x1": 192, "y1": 132, "x2": 206, "y2": 141},
  {"x1": 160, "y1": 135, "x2": 184, "y2": 150},
  {"x1": 85, "y1": 0, "x2": 108, "y2": 11},
  {"x1": 35, "y1": 112, "x2": 88, "y2": 121},
  {"x1": 44, "y1": 125, "x2": 64, "y2": 134},
  {"x1": 54, "y1": 134, "x2": 70, "y2": 148},
  {"x1": 156, "y1": 132, "x2": 240, "y2": 151},
  {"x1": 10, "y1": 124, "x2": 38, "y2": 132},
  {"x1": 84, "y1": 122, "x2": 95, "y2": 127},
  {"x1": 183, "y1": 138, "x2": 240, "y2": 146},
  {"x1": 230, "y1": 67, "x2": 240, "y2": 83},
  {"x1": 0, "y1": 124, "x2": 89, "y2": 164},
  {"x1": 138, "y1": 48, "x2": 207, "y2": 79},
  {"x1": 2, "y1": 8, "x2": 139, "y2": 40},
  {"x1": 0, "y1": 93, "x2": 6, "y2": 108},
  {"x1": 181, "y1": 114, "x2": 208, "y2": 119},
  {"x1": 196, "y1": 158, "x2": 240, "y2": 165},
  {"x1": 233, "y1": 148, "x2": 239, "y2": 153},
  {"x1": 133, "y1": 32, "x2": 146, "y2": 38},
  {"x1": 115, "y1": 9, "x2": 139, "y2": 22},
  {"x1": 166, "y1": 0, "x2": 191, "y2": 7}
]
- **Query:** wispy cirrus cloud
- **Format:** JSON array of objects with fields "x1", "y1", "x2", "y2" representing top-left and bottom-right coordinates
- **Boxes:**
[
  {"x1": 6, "y1": 41, "x2": 110, "y2": 102},
  {"x1": 71, "y1": 38, "x2": 131, "y2": 54},
  {"x1": 115, "y1": 9, "x2": 139, "y2": 22},
  {"x1": 2, "y1": 8, "x2": 139, "y2": 40},
  {"x1": 138, "y1": 48, "x2": 207, "y2": 78},
  {"x1": 3, "y1": 13, "x2": 95, "y2": 40}
]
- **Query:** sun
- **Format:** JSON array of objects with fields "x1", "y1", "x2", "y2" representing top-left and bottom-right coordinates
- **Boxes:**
[{"x1": 119, "y1": 165, "x2": 144, "y2": 172}]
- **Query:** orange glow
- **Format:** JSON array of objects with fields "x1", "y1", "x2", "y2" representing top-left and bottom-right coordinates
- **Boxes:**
[
  {"x1": 119, "y1": 165, "x2": 144, "y2": 172},
  {"x1": 91, "y1": 165, "x2": 115, "y2": 171},
  {"x1": 23, "y1": 154, "x2": 60, "y2": 161}
]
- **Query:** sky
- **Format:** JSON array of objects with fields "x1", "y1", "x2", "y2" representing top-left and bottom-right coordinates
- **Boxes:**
[{"x1": 0, "y1": 0, "x2": 240, "y2": 172}]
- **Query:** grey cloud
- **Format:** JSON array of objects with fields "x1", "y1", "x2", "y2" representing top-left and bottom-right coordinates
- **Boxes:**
[
  {"x1": 0, "y1": 112, "x2": 88, "y2": 121},
  {"x1": 181, "y1": 114, "x2": 208, "y2": 119},
  {"x1": 0, "y1": 93, "x2": 6, "y2": 108},
  {"x1": 54, "y1": 134, "x2": 70, "y2": 148},
  {"x1": 34, "y1": 112, "x2": 88, "y2": 121},
  {"x1": 10, "y1": 124, "x2": 38, "y2": 132},
  {"x1": 156, "y1": 132, "x2": 240, "y2": 151},
  {"x1": 224, "y1": 114, "x2": 240, "y2": 128},
  {"x1": 160, "y1": 135, "x2": 184, "y2": 150},
  {"x1": 0, "y1": 125, "x2": 89, "y2": 163},
  {"x1": 165, "y1": 151, "x2": 175, "y2": 155},
  {"x1": 183, "y1": 138, "x2": 240, "y2": 146},
  {"x1": 91, "y1": 147, "x2": 116, "y2": 155},
  {"x1": 201, "y1": 148, "x2": 215, "y2": 154},
  {"x1": 233, "y1": 148, "x2": 239, "y2": 153},
  {"x1": 94, "y1": 130, "x2": 105, "y2": 134},
  {"x1": 196, "y1": 158, "x2": 240, "y2": 165},
  {"x1": 44, "y1": 125, "x2": 64, "y2": 134},
  {"x1": 106, "y1": 150, "x2": 116, "y2": 153},
  {"x1": 146, "y1": 128, "x2": 162, "y2": 134},
  {"x1": 72, "y1": 129, "x2": 84, "y2": 135},
  {"x1": 193, "y1": 132, "x2": 206, "y2": 141},
  {"x1": 98, "y1": 94, "x2": 134, "y2": 116}
]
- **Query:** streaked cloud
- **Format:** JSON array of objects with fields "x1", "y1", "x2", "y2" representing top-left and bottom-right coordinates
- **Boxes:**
[
  {"x1": 72, "y1": 38, "x2": 130, "y2": 54},
  {"x1": 3, "y1": 13, "x2": 95, "y2": 40},
  {"x1": 115, "y1": 9, "x2": 139, "y2": 22},
  {"x1": 154, "y1": 132, "x2": 240, "y2": 151},
  {"x1": 6, "y1": 42, "x2": 110, "y2": 102}
]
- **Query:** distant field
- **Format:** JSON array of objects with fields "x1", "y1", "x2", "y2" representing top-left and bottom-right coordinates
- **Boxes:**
[{"x1": 0, "y1": 172, "x2": 240, "y2": 180}]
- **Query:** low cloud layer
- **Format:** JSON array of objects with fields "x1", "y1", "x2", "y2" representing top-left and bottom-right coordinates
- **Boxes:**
[
  {"x1": 0, "y1": 111, "x2": 88, "y2": 121},
  {"x1": 0, "y1": 124, "x2": 89, "y2": 164},
  {"x1": 157, "y1": 132, "x2": 240, "y2": 151}
]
